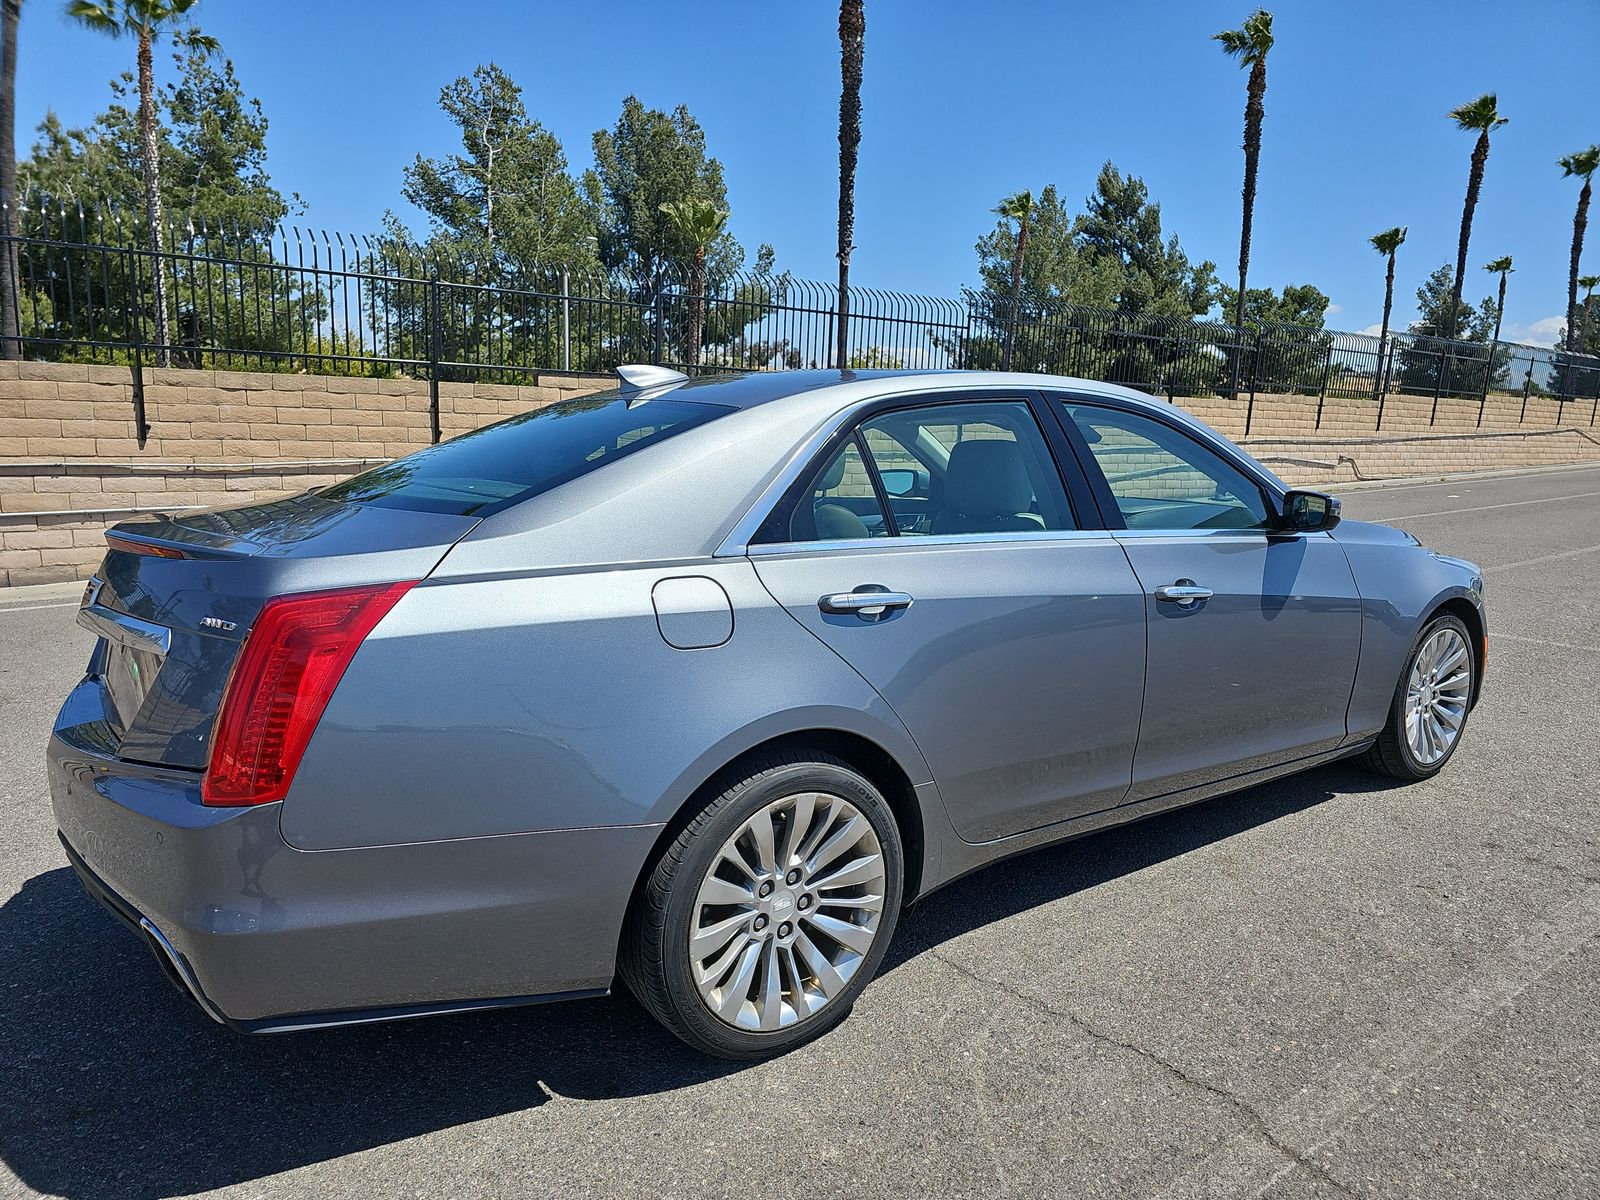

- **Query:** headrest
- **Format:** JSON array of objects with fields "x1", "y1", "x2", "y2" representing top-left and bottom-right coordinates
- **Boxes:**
[
  {"x1": 943, "y1": 439, "x2": 1033, "y2": 516},
  {"x1": 817, "y1": 449, "x2": 850, "y2": 491}
]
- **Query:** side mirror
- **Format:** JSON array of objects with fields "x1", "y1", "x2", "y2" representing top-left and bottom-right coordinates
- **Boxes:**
[
  {"x1": 877, "y1": 468, "x2": 918, "y2": 498},
  {"x1": 1279, "y1": 490, "x2": 1341, "y2": 532}
]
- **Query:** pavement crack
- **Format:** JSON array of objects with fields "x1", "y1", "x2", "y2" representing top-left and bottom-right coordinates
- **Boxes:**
[{"x1": 926, "y1": 946, "x2": 1362, "y2": 1200}]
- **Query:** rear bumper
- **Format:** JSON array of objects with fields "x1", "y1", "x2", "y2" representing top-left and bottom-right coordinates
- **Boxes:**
[
  {"x1": 49, "y1": 678, "x2": 662, "y2": 1029},
  {"x1": 59, "y1": 833, "x2": 234, "y2": 1026}
]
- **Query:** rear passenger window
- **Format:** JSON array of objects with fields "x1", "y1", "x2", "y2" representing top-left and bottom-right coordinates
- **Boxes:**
[
  {"x1": 758, "y1": 399, "x2": 1074, "y2": 543},
  {"x1": 797, "y1": 438, "x2": 894, "y2": 541}
]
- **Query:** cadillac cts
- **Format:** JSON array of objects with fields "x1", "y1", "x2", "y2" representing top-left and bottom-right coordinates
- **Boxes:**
[{"x1": 49, "y1": 368, "x2": 1486, "y2": 1058}]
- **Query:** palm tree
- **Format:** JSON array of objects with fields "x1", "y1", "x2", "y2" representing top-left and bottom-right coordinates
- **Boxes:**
[
  {"x1": 659, "y1": 197, "x2": 727, "y2": 372},
  {"x1": 1444, "y1": 94, "x2": 1508, "y2": 339},
  {"x1": 1558, "y1": 146, "x2": 1598, "y2": 353},
  {"x1": 835, "y1": 0, "x2": 864, "y2": 370},
  {"x1": 0, "y1": 0, "x2": 21, "y2": 359},
  {"x1": 993, "y1": 189, "x2": 1033, "y2": 371},
  {"x1": 65, "y1": 0, "x2": 214, "y2": 366},
  {"x1": 1482, "y1": 255, "x2": 1513, "y2": 349},
  {"x1": 1214, "y1": 8, "x2": 1274, "y2": 343},
  {"x1": 1369, "y1": 225, "x2": 1406, "y2": 400},
  {"x1": 1579, "y1": 273, "x2": 1600, "y2": 354}
]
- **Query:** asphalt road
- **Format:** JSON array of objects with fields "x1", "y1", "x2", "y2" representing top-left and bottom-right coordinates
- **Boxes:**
[{"x1": 2, "y1": 464, "x2": 1599, "y2": 1200}]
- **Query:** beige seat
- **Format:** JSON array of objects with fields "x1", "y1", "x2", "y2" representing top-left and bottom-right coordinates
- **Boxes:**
[
  {"x1": 812, "y1": 453, "x2": 871, "y2": 540},
  {"x1": 931, "y1": 440, "x2": 1044, "y2": 534}
]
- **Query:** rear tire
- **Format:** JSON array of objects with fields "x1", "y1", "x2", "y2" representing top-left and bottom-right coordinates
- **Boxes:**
[
  {"x1": 620, "y1": 749, "x2": 904, "y2": 1059},
  {"x1": 1364, "y1": 612, "x2": 1476, "y2": 781}
]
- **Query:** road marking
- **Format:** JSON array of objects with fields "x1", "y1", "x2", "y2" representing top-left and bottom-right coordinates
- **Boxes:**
[
  {"x1": 0, "y1": 601, "x2": 78, "y2": 614},
  {"x1": 1378, "y1": 488, "x2": 1600, "y2": 522},
  {"x1": 1482, "y1": 542, "x2": 1600, "y2": 574}
]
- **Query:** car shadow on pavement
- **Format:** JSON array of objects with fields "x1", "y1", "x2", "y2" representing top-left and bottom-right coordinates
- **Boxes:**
[{"x1": 0, "y1": 762, "x2": 1395, "y2": 1199}]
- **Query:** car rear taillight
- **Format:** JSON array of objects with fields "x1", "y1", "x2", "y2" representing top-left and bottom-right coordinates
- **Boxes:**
[{"x1": 202, "y1": 581, "x2": 418, "y2": 807}]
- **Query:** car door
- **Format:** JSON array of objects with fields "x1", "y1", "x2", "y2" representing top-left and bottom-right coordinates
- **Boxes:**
[
  {"x1": 1057, "y1": 399, "x2": 1363, "y2": 801},
  {"x1": 748, "y1": 393, "x2": 1147, "y2": 843}
]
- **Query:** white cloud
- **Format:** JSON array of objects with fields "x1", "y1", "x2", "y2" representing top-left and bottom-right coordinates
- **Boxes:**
[
  {"x1": 1506, "y1": 316, "x2": 1565, "y2": 348},
  {"x1": 1326, "y1": 303, "x2": 1343, "y2": 315},
  {"x1": 1358, "y1": 323, "x2": 1383, "y2": 337}
]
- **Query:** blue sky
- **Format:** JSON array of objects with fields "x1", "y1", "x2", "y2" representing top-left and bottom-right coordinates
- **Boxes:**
[{"x1": 18, "y1": 0, "x2": 1600, "y2": 342}]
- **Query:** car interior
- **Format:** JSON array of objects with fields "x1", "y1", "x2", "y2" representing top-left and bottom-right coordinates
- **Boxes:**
[{"x1": 788, "y1": 401, "x2": 1075, "y2": 541}]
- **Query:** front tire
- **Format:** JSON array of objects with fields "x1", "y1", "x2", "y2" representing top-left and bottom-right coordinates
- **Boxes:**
[
  {"x1": 1364, "y1": 612, "x2": 1476, "y2": 781},
  {"x1": 621, "y1": 749, "x2": 904, "y2": 1059}
]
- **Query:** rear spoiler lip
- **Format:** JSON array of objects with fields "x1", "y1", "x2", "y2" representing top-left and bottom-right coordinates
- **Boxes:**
[{"x1": 103, "y1": 526, "x2": 252, "y2": 561}]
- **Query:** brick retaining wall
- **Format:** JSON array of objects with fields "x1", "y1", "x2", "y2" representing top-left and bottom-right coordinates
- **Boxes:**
[{"x1": 3, "y1": 363, "x2": 1598, "y2": 586}]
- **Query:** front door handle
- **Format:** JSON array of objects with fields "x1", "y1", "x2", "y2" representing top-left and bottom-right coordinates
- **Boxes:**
[
  {"x1": 818, "y1": 585, "x2": 914, "y2": 620},
  {"x1": 1153, "y1": 580, "x2": 1213, "y2": 607}
]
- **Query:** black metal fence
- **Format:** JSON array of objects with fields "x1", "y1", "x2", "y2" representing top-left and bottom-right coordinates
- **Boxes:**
[{"x1": 6, "y1": 200, "x2": 1599, "y2": 447}]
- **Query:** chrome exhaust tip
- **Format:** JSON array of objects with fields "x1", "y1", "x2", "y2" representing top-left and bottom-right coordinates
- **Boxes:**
[{"x1": 138, "y1": 917, "x2": 228, "y2": 1026}]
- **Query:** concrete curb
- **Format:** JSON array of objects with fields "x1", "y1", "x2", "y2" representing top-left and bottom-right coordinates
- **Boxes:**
[{"x1": 0, "y1": 579, "x2": 88, "y2": 608}]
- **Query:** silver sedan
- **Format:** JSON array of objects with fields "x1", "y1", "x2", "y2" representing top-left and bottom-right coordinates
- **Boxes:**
[{"x1": 49, "y1": 368, "x2": 1486, "y2": 1057}]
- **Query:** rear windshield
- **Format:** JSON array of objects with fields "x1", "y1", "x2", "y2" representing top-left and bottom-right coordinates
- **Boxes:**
[{"x1": 321, "y1": 395, "x2": 734, "y2": 516}]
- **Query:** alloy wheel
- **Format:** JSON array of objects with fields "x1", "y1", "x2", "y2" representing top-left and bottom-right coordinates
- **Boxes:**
[
  {"x1": 689, "y1": 791, "x2": 887, "y2": 1031},
  {"x1": 1405, "y1": 626, "x2": 1471, "y2": 766}
]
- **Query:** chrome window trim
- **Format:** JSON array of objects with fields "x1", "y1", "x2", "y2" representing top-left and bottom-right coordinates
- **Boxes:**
[
  {"x1": 745, "y1": 528, "x2": 1119, "y2": 558},
  {"x1": 1110, "y1": 527, "x2": 1333, "y2": 541}
]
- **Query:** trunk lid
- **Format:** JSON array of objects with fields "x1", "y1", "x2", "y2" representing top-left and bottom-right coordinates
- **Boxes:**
[{"x1": 80, "y1": 491, "x2": 476, "y2": 770}]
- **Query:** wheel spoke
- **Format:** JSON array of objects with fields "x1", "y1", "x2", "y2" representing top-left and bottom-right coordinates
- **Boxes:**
[
  {"x1": 809, "y1": 852, "x2": 883, "y2": 892},
  {"x1": 692, "y1": 911, "x2": 750, "y2": 960},
  {"x1": 698, "y1": 875, "x2": 756, "y2": 908},
  {"x1": 792, "y1": 929, "x2": 849, "y2": 998},
  {"x1": 696, "y1": 928, "x2": 752, "y2": 986},
  {"x1": 780, "y1": 945, "x2": 815, "y2": 1016},
  {"x1": 780, "y1": 793, "x2": 817, "y2": 868},
  {"x1": 804, "y1": 911, "x2": 875, "y2": 954},
  {"x1": 757, "y1": 939, "x2": 783, "y2": 1031},
  {"x1": 817, "y1": 890, "x2": 883, "y2": 915},
  {"x1": 716, "y1": 941, "x2": 763, "y2": 1019},
  {"x1": 794, "y1": 797, "x2": 838, "y2": 863},
  {"x1": 806, "y1": 815, "x2": 865, "y2": 877},
  {"x1": 1427, "y1": 714, "x2": 1449, "y2": 751},
  {"x1": 746, "y1": 811, "x2": 777, "y2": 876}
]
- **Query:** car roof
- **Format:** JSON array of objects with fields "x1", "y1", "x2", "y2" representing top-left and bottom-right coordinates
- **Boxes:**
[
  {"x1": 631, "y1": 367, "x2": 1177, "y2": 417},
  {"x1": 639, "y1": 367, "x2": 1235, "y2": 446}
]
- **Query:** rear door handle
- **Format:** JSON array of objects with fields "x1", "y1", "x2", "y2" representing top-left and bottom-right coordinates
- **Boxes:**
[
  {"x1": 1153, "y1": 581, "x2": 1213, "y2": 607},
  {"x1": 818, "y1": 586, "x2": 914, "y2": 620}
]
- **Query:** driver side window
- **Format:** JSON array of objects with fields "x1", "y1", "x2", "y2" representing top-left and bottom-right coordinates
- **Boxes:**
[{"x1": 1063, "y1": 404, "x2": 1272, "y2": 532}]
